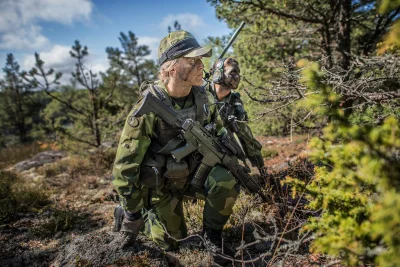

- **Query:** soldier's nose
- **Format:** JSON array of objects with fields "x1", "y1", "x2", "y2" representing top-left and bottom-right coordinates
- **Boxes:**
[{"x1": 199, "y1": 61, "x2": 204, "y2": 70}]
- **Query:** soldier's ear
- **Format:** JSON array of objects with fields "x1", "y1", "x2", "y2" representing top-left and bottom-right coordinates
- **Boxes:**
[
  {"x1": 169, "y1": 59, "x2": 181, "y2": 76},
  {"x1": 169, "y1": 65, "x2": 177, "y2": 77}
]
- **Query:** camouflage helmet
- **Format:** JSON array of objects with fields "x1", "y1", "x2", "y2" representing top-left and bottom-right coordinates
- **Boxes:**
[{"x1": 158, "y1": 30, "x2": 212, "y2": 65}]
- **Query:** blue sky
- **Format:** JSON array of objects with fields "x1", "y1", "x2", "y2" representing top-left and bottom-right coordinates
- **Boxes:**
[{"x1": 0, "y1": 0, "x2": 231, "y2": 81}]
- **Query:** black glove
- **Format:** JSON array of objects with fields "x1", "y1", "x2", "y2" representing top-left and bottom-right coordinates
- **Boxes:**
[
  {"x1": 248, "y1": 154, "x2": 265, "y2": 169},
  {"x1": 257, "y1": 165, "x2": 269, "y2": 187},
  {"x1": 258, "y1": 165, "x2": 268, "y2": 178}
]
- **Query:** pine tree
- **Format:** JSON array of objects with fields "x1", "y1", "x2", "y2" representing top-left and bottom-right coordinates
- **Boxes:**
[
  {"x1": 0, "y1": 54, "x2": 29, "y2": 143},
  {"x1": 207, "y1": 0, "x2": 400, "y2": 133},
  {"x1": 106, "y1": 31, "x2": 157, "y2": 89}
]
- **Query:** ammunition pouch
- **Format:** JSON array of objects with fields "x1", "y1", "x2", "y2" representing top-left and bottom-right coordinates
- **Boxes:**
[{"x1": 164, "y1": 156, "x2": 190, "y2": 191}]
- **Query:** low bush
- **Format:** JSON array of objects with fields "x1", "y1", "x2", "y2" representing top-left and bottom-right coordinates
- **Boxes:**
[{"x1": 37, "y1": 148, "x2": 116, "y2": 179}]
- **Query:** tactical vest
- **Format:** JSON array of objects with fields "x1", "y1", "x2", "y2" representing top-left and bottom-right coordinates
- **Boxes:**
[
  {"x1": 220, "y1": 92, "x2": 247, "y2": 124},
  {"x1": 139, "y1": 83, "x2": 209, "y2": 193},
  {"x1": 208, "y1": 82, "x2": 247, "y2": 123}
]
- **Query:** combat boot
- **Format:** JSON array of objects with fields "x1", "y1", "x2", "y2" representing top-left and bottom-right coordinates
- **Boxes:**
[
  {"x1": 117, "y1": 217, "x2": 144, "y2": 248},
  {"x1": 203, "y1": 226, "x2": 235, "y2": 266},
  {"x1": 113, "y1": 205, "x2": 144, "y2": 249},
  {"x1": 113, "y1": 205, "x2": 124, "y2": 232}
]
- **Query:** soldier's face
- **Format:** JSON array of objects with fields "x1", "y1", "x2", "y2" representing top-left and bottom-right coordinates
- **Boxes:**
[
  {"x1": 223, "y1": 61, "x2": 241, "y2": 89},
  {"x1": 176, "y1": 56, "x2": 204, "y2": 86}
]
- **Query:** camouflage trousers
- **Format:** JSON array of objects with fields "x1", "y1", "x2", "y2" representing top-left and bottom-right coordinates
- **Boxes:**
[{"x1": 118, "y1": 165, "x2": 240, "y2": 250}]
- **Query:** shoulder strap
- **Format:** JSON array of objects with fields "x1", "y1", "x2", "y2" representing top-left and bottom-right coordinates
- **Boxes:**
[
  {"x1": 141, "y1": 82, "x2": 175, "y2": 108},
  {"x1": 192, "y1": 86, "x2": 208, "y2": 123},
  {"x1": 230, "y1": 92, "x2": 241, "y2": 104}
]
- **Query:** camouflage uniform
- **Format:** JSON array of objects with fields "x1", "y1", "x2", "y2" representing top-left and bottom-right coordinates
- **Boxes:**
[{"x1": 113, "y1": 78, "x2": 239, "y2": 250}]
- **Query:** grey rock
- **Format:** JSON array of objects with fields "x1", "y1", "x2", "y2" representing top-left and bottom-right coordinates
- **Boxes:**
[{"x1": 13, "y1": 150, "x2": 67, "y2": 172}]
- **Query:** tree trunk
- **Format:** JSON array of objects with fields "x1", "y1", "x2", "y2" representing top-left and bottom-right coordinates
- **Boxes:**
[
  {"x1": 14, "y1": 85, "x2": 27, "y2": 142},
  {"x1": 336, "y1": 0, "x2": 351, "y2": 71},
  {"x1": 336, "y1": 0, "x2": 353, "y2": 117},
  {"x1": 89, "y1": 90, "x2": 101, "y2": 147}
]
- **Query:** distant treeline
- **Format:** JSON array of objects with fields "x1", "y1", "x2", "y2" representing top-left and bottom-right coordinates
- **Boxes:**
[
  {"x1": 1, "y1": 0, "x2": 399, "y2": 149},
  {"x1": 0, "y1": 32, "x2": 158, "y2": 149}
]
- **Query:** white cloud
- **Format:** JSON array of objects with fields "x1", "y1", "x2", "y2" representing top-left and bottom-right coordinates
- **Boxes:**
[
  {"x1": 160, "y1": 13, "x2": 205, "y2": 32},
  {"x1": 22, "y1": 44, "x2": 109, "y2": 85},
  {"x1": 0, "y1": 0, "x2": 93, "y2": 50},
  {"x1": 0, "y1": 25, "x2": 49, "y2": 50},
  {"x1": 138, "y1": 36, "x2": 160, "y2": 61},
  {"x1": 23, "y1": 45, "x2": 74, "y2": 73},
  {"x1": 15, "y1": 0, "x2": 92, "y2": 25}
]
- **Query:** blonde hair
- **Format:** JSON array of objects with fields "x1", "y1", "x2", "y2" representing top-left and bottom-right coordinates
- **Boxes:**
[{"x1": 158, "y1": 59, "x2": 178, "y2": 85}]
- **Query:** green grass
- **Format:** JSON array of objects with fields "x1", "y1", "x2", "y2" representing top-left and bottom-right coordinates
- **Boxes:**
[{"x1": 261, "y1": 148, "x2": 279, "y2": 159}]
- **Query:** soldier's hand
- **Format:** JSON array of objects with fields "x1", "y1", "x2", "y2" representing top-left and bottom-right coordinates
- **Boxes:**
[
  {"x1": 257, "y1": 165, "x2": 269, "y2": 186},
  {"x1": 249, "y1": 154, "x2": 264, "y2": 169}
]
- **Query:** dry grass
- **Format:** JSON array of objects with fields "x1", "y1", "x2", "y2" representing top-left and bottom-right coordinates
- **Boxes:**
[
  {"x1": 37, "y1": 147, "x2": 115, "y2": 180},
  {"x1": 183, "y1": 199, "x2": 204, "y2": 234},
  {"x1": 0, "y1": 170, "x2": 50, "y2": 223},
  {"x1": 30, "y1": 208, "x2": 78, "y2": 238},
  {"x1": 0, "y1": 142, "x2": 45, "y2": 170}
]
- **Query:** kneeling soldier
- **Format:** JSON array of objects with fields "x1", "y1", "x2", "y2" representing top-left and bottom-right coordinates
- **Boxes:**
[{"x1": 112, "y1": 30, "x2": 239, "y2": 265}]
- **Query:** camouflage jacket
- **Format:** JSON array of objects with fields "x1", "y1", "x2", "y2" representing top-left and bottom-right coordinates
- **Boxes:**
[{"x1": 112, "y1": 81, "x2": 226, "y2": 197}]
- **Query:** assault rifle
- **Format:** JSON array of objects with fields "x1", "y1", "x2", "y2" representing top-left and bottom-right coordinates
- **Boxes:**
[{"x1": 134, "y1": 92, "x2": 269, "y2": 202}]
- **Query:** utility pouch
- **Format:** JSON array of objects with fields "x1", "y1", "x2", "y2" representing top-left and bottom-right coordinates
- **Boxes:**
[
  {"x1": 140, "y1": 166, "x2": 164, "y2": 189},
  {"x1": 164, "y1": 156, "x2": 190, "y2": 190},
  {"x1": 164, "y1": 157, "x2": 190, "y2": 179}
]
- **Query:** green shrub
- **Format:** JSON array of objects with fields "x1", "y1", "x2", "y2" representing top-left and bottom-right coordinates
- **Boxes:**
[
  {"x1": 261, "y1": 148, "x2": 279, "y2": 159},
  {"x1": 183, "y1": 199, "x2": 204, "y2": 234},
  {"x1": 0, "y1": 170, "x2": 50, "y2": 223},
  {"x1": 290, "y1": 61, "x2": 400, "y2": 266}
]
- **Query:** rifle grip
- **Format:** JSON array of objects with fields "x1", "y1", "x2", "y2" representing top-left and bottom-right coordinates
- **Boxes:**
[{"x1": 190, "y1": 163, "x2": 212, "y2": 189}]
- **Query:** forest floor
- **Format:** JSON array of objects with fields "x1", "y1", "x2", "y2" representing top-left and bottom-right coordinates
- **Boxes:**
[{"x1": 0, "y1": 135, "x2": 339, "y2": 267}]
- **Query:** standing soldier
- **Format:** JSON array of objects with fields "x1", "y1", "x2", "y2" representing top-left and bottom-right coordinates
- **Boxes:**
[
  {"x1": 210, "y1": 58, "x2": 267, "y2": 179},
  {"x1": 112, "y1": 30, "x2": 237, "y2": 265}
]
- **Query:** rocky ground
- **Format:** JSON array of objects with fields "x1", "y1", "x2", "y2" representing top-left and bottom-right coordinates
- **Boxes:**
[{"x1": 0, "y1": 136, "x2": 336, "y2": 267}]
